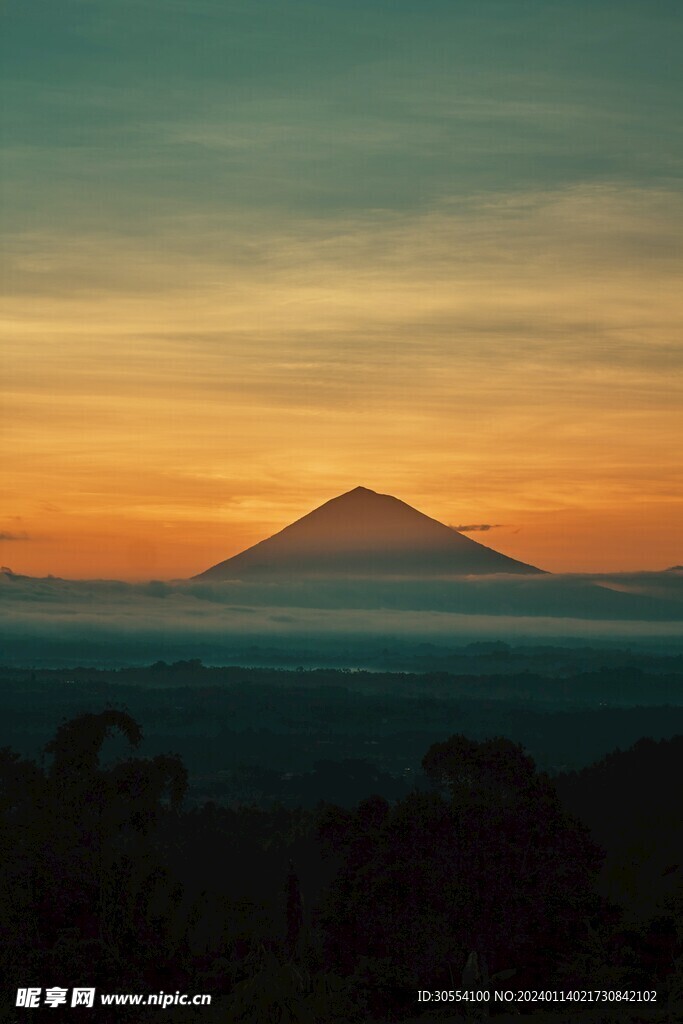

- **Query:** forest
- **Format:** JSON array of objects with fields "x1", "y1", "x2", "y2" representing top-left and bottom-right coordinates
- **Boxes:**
[{"x1": 0, "y1": 655, "x2": 682, "y2": 1021}]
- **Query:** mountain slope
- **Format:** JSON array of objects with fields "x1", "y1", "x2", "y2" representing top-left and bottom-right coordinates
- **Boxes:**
[{"x1": 195, "y1": 486, "x2": 543, "y2": 579}]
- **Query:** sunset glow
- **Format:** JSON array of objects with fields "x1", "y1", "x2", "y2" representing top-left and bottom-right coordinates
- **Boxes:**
[{"x1": 2, "y1": 2, "x2": 681, "y2": 579}]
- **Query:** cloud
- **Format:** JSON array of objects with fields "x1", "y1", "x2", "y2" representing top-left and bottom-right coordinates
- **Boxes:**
[
  {"x1": 0, "y1": 532, "x2": 29, "y2": 541},
  {"x1": 452, "y1": 524, "x2": 504, "y2": 533},
  {"x1": 2, "y1": 185, "x2": 681, "y2": 579},
  {"x1": 0, "y1": 571, "x2": 681, "y2": 669}
]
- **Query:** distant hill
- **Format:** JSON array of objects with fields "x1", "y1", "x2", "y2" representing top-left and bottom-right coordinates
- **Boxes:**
[{"x1": 195, "y1": 486, "x2": 544, "y2": 580}]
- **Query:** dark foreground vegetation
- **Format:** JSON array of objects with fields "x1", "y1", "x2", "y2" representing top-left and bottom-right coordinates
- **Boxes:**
[
  {"x1": 1, "y1": 707, "x2": 682, "y2": 1021},
  {"x1": 1, "y1": 653, "x2": 682, "y2": 1020}
]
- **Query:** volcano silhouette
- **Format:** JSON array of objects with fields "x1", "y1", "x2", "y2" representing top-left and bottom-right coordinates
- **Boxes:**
[{"x1": 195, "y1": 486, "x2": 543, "y2": 579}]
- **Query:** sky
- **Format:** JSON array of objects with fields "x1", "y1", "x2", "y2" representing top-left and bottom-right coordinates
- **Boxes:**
[{"x1": 1, "y1": 0, "x2": 682, "y2": 579}]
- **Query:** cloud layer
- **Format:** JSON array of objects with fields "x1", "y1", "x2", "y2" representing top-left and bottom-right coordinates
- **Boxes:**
[{"x1": 1, "y1": 569, "x2": 682, "y2": 667}]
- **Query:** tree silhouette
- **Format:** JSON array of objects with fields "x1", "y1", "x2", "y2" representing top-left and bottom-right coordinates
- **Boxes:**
[
  {"x1": 422, "y1": 735, "x2": 603, "y2": 980},
  {"x1": 0, "y1": 710, "x2": 191, "y2": 998},
  {"x1": 285, "y1": 860, "x2": 304, "y2": 960},
  {"x1": 319, "y1": 734, "x2": 602, "y2": 1012},
  {"x1": 1, "y1": 711, "x2": 680, "y2": 1020},
  {"x1": 46, "y1": 710, "x2": 142, "y2": 779}
]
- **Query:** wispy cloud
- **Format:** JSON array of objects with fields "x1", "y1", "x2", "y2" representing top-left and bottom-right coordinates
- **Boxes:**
[
  {"x1": 2, "y1": 0, "x2": 681, "y2": 578},
  {"x1": 2, "y1": 183, "x2": 682, "y2": 576},
  {"x1": 452, "y1": 525, "x2": 504, "y2": 533}
]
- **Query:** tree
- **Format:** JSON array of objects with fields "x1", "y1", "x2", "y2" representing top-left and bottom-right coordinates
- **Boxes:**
[
  {"x1": 1, "y1": 711, "x2": 190, "y2": 993},
  {"x1": 319, "y1": 735, "x2": 602, "y2": 1005},
  {"x1": 422, "y1": 735, "x2": 603, "y2": 980}
]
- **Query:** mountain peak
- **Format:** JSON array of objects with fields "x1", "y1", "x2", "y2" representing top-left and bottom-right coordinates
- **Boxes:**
[
  {"x1": 195, "y1": 487, "x2": 543, "y2": 580},
  {"x1": 339, "y1": 485, "x2": 381, "y2": 499}
]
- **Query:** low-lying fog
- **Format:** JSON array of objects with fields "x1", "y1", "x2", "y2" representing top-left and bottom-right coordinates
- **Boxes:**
[{"x1": 1, "y1": 568, "x2": 681, "y2": 666}]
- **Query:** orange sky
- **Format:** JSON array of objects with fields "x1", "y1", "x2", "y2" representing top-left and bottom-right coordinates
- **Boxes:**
[
  {"x1": 2, "y1": 5, "x2": 682, "y2": 580},
  {"x1": 3, "y1": 189, "x2": 682, "y2": 580}
]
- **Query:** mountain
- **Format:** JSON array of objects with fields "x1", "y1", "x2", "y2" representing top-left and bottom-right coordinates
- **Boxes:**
[{"x1": 195, "y1": 486, "x2": 544, "y2": 580}]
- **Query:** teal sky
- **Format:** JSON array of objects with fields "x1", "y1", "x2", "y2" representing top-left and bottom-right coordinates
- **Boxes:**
[
  {"x1": 3, "y1": 0, "x2": 681, "y2": 234},
  {"x1": 2, "y1": 0, "x2": 682, "y2": 578}
]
